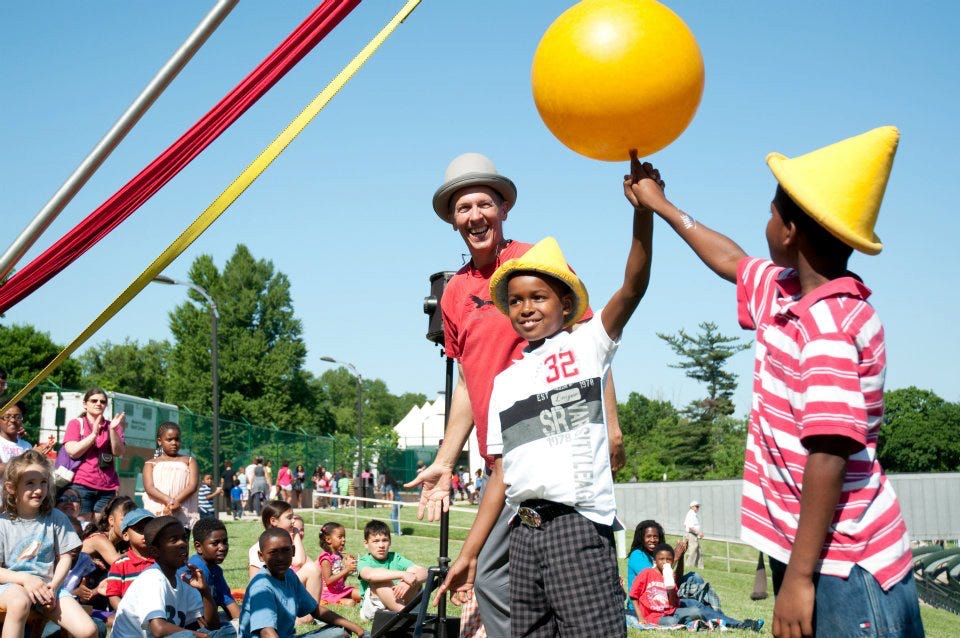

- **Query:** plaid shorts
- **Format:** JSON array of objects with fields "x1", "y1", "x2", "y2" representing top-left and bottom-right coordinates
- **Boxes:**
[{"x1": 508, "y1": 511, "x2": 625, "y2": 638}]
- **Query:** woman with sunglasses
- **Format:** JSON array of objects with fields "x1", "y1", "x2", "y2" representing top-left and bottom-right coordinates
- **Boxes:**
[{"x1": 63, "y1": 387, "x2": 127, "y2": 524}]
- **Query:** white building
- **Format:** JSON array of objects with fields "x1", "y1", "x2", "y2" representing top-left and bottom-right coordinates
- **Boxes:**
[{"x1": 392, "y1": 394, "x2": 483, "y2": 474}]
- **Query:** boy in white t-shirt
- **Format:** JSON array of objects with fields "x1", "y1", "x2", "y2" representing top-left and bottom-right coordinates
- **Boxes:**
[
  {"x1": 436, "y1": 155, "x2": 655, "y2": 637},
  {"x1": 112, "y1": 515, "x2": 235, "y2": 638}
]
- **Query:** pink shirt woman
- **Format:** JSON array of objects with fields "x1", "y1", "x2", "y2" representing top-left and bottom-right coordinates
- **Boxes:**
[{"x1": 63, "y1": 388, "x2": 126, "y2": 522}]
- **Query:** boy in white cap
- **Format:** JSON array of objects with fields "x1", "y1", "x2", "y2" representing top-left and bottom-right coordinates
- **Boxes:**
[
  {"x1": 436, "y1": 154, "x2": 655, "y2": 637},
  {"x1": 627, "y1": 127, "x2": 923, "y2": 637}
]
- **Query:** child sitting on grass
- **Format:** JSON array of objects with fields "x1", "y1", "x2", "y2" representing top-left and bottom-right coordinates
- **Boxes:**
[
  {"x1": 111, "y1": 515, "x2": 233, "y2": 638},
  {"x1": 240, "y1": 528, "x2": 365, "y2": 638},
  {"x1": 357, "y1": 519, "x2": 426, "y2": 621},
  {"x1": 105, "y1": 508, "x2": 155, "y2": 609},
  {"x1": 630, "y1": 543, "x2": 762, "y2": 631},
  {"x1": 183, "y1": 517, "x2": 240, "y2": 626}
]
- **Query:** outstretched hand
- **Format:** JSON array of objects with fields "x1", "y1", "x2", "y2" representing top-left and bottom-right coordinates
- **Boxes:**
[
  {"x1": 404, "y1": 463, "x2": 451, "y2": 522},
  {"x1": 623, "y1": 150, "x2": 666, "y2": 213}
]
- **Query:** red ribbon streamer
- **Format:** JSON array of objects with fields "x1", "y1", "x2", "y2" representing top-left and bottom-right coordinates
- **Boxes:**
[{"x1": 0, "y1": 0, "x2": 360, "y2": 313}]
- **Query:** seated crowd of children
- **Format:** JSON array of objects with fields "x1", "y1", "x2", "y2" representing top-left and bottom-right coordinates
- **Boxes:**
[{"x1": 0, "y1": 448, "x2": 430, "y2": 638}]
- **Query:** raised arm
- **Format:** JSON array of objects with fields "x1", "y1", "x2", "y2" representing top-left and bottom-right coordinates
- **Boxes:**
[
  {"x1": 601, "y1": 152, "x2": 655, "y2": 341},
  {"x1": 628, "y1": 161, "x2": 746, "y2": 283}
]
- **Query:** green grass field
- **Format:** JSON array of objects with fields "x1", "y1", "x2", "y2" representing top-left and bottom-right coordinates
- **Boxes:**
[{"x1": 219, "y1": 505, "x2": 954, "y2": 636}]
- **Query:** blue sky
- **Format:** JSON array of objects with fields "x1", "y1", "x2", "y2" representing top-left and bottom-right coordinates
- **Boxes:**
[{"x1": 2, "y1": 1, "x2": 958, "y2": 416}]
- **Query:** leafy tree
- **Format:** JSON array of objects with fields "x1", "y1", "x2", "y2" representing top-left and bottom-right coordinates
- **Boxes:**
[
  {"x1": 615, "y1": 392, "x2": 680, "y2": 481},
  {"x1": 79, "y1": 338, "x2": 170, "y2": 400},
  {"x1": 166, "y1": 245, "x2": 315, "y2": 431},
  {"x1": 705, "y1": 415, "x2": 748, "y2": 479},
  {"x1": 879, "y1": 387, "x2": 960, "y2": 472},
  {"x1": 0, "y1": 323, "x2": 82, "y2": 441},
  {"x1": 658, "y1": 322, "x2": 751, "y2": 419},
  {"x1": 315, "y1": 368, "x2": 426, "y2": 445}
]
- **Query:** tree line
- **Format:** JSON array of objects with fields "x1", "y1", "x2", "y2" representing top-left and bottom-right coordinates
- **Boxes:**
[{"x1": 1, "y1": 245, "x2": 957, "y2": 477}]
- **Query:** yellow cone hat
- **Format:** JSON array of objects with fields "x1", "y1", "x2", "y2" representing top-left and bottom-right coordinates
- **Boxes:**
[
  {"x1": 766, "y1": 126, "x2": 899, "y2": 255},
  {"x1": 490, "y1": 237, "x2": 588, "y2": 329}
]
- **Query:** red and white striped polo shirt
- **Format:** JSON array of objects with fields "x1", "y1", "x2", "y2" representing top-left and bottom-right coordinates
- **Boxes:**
[{"x1": 736, "y1": 257, "x2": 911, "y2": 590}]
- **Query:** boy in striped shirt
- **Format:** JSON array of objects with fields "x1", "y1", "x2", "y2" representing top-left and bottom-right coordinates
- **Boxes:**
[{"x1": 627, "y1": 127, "x2": 923, "y2": 638}]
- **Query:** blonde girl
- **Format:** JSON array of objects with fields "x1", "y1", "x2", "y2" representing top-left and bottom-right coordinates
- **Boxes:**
[
  {"x1": 141, "y1": 422, "x2": 199, "y2": 529},
  {"x1": 0, "y1": 450, "x2": 97, "y2": 638}
]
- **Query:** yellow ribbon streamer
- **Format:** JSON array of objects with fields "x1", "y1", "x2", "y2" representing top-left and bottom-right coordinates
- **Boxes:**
[{"x1": 3, "y1": 0, "x2": 422, "y2": 413}]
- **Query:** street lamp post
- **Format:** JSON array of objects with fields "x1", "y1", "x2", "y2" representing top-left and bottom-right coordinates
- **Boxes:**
[
  {"x1": 153, "y1": 275, "x2": 220, "y2": 498},
  {"x1": 320, "y1": 356, "x2": 364, "y2": 504}
]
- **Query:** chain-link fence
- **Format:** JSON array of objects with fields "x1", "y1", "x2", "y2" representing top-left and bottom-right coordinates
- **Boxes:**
[{"x1": 6, "y1": 378, "x2": 439, "y2": 485}]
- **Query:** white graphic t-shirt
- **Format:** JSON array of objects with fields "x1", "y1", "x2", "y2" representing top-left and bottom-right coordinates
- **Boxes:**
[{"x1": 487, "y1": 309, "x2": 618, "y2": 525}]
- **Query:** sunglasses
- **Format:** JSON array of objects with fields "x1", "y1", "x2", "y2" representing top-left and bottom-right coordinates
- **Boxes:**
[
  {"x1": 87, "y1": 398, "x2": 108, "y2": 405},
  {"x1": 58, "y1": 495, "x2": 80, "y2": 503}
]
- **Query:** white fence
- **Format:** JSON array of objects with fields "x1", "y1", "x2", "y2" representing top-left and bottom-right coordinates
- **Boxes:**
[{"x1": 614, "y1": 473, "x2": 960, "y2": 542}]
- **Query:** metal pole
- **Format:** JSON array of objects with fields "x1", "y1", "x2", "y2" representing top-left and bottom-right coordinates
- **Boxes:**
[
  {"x1": 211, "y1": 306, "x2": 220, "y2": 507},
  {"x1": 357, "y1": 373, "x2": 364, "y2": 506},
  {"x1": 0, "y1": 0, "x2": 239, "y2": 281},
  {"x1": 152, "y1": 274, "x2": 220, "y2": 503}
]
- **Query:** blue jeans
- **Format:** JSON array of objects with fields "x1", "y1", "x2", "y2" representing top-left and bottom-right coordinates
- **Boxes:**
[
  {"x1": 390, "y1": 500, "x2": 401, "y2": 534},
  {"x1": 659, "y1": 598, "x2": 745, "y2": 629},
  {"x1": 770, "y1": 558, "x2": 924, "y2": 637},
  {"x1": 71, "y1": 483, "x2": 116, "y2": 515}
]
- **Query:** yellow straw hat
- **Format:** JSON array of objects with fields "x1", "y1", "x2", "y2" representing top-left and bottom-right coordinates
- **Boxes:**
[
  {"x1": 766, "y1": 125, "x2": 899, "y2": 255},
  {"x1": 489, "y1": 237, "x2": 588, "y2": 329}
]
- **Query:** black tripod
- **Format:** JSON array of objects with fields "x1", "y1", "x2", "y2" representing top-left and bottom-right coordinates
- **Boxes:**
[{"x1": 371, "y1": 274, "x2": 459, "y2": 637}]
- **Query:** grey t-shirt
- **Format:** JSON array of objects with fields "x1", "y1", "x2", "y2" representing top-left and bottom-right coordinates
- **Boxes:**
[{"x1": 0, "y1": 509, "x2": 81, "y2": 582}]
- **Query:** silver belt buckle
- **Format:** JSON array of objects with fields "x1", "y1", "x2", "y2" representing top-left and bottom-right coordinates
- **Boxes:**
[{"x1": 517, "y1": 506, "x2": 542, "y2": 528}]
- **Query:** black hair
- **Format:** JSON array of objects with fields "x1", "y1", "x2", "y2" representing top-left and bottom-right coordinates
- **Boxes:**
[
  {"x1": 154, "y1": 421, "x2": 181, "y2": 457},
  {"x1": 773, "y1": 185, "x2": 853, "y2": 261},
  {"x1": 261, "y1": 499, "x2": 292, "y2": 529},
  {"x1": 508, "y1": 269, "x2": 573, "y2": 301},
  {"x1": 629, "y1": 520, "x2": 665, "y2": 557},
  {"x1": 319, "y1": 521, "x2": 345, "y2": 553},
  {"x1": 97, "y1": 494, "x2": 136, "y2": 534},
  {"x1": 363, "y1": 519, "x2": 391, "y2": 540},
  {"x1": 0, "y1": 368, "x2": 7, "y2": 380},
  {"x1": 653, "y1": 542, "x2": 674, "y2": 557},
  {"x1": 258, "y1": 527, "x2": 290, "y2": 551},
  {"x1": 192, "y1": 517, "x2": 227, "y2": 543}
]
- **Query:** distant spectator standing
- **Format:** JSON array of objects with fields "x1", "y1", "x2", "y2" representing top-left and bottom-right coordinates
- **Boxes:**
[
  {"x1": 277, "y1": 461, "x2": 293, "y2": 505},
  {"x1": 292, "y1": 464, "x2": 306, "y2": 508},
  {"x1": 249, "y1": 457, "x2": 269, "y2": 516},
  {"x1": 381, "y1": 471, "x2": 402, "y2": 535},
  {"x1": 684, "y1": 501, "x2": 704, "y2": 569},
  {"x1": 198, "y1": 473, "x2": 222, "y2": 520},
  {"x1": 221, "y1": 459, "x2": 237, "y2": 513}
]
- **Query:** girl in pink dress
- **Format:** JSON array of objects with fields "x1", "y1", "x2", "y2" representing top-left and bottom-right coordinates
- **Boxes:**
[
  {"x1": 317, "y1": 522, "x2": 361, "y2": 605},
  {"x1": 141, "y1": 422, "x2": 199, "y2": 529}
]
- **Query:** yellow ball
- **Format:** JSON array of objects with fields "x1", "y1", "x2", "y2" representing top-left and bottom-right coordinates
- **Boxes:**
[{"x1": 532, "y1": 0, "x2": 705, "y2": 161}]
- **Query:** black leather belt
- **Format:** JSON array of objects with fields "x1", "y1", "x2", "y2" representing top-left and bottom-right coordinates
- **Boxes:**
[{"x1": 515, "y1": 499, "x2": 576, "y2": 528}]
